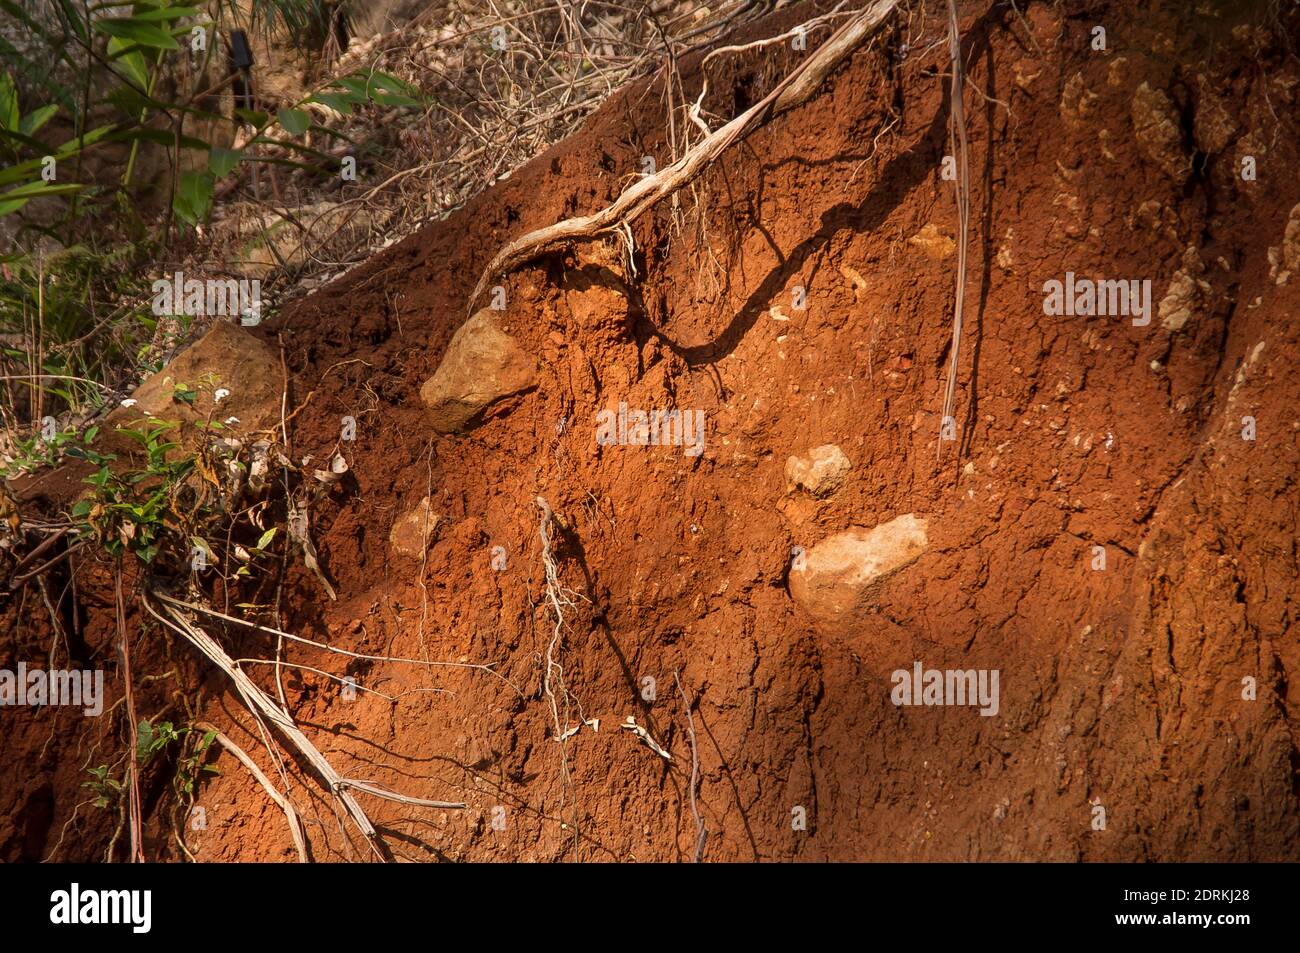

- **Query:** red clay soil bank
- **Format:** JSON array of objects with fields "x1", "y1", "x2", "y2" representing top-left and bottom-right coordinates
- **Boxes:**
[{"x1": 5, "y1": 0, "x2": 1300, "y2": 861}]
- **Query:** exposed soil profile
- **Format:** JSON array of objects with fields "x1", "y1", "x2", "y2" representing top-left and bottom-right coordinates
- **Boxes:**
[{"x1": 4, "y1": 0, "x2": 1300, "y2": 863}]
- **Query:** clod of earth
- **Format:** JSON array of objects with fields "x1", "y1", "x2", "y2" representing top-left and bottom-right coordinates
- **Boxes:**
[
  {"x1": 419, "y1": 309, "x2": 539, "y2": 433},
  {"x1": 790, "y1": 514, "x2": 930, "y2": 627},
  {"x1": 786, "y1": 444, "x2": 852, "y2": 498},
  {"x1": 1130, "y1": 82, "x2": 1191, "y2": 184},
  {"x1": 389, "y1": 497, "x2": 440, "y2": 560}
]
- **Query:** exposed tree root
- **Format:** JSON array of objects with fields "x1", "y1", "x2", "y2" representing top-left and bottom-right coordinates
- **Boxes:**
[
  {"x1": 939, "y1": 0, "x2": 971, "y2": 460},
  {"x1": 144, "y1": 591, "x2": 388, "y2": 859},
  {"x1": 470, "y1": 0, "x2": 901, "y2": 310},
  {"x1": 197, "y1": 722, "x2": 310, "y2": 863}
]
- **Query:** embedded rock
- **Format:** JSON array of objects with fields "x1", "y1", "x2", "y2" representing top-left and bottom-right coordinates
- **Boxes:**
[
  {"x1": 786, "y1": 444, "x2": 852, "y2": 498},
  {"x1": 101, "y1": 320, "x2": 280, "y2": 455},
  {"x1": 790, "y1": 514, "x2": 929, "y2": 625},
  {"x1": 390, "y1": 497, "x2": 440, "y2": 559},
  {"x1": 420, "y1": 309, "x2": 538, "y2": 433},
  {"x1": 1131, "y1": 82, "x2": 1191, "y2": 184}
]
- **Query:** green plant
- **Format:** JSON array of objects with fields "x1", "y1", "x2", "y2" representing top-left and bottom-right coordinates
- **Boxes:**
[
  {"x1": 0, "y1": 243, "x2": 155, "y2": 436},
  {"x1": 136, "y1": 718, "x2": 219, "y2": 794},
  {"x1": 175, "y1": 725, "x2": 219, "y2": 797},
  {"x1": 67, "y1": 385, "x2": 291, "y2": 582},
  {"x1": 0, "y1": 421, "x2": 109, "y2": 479},
  {"x1": 81, "y1": 764, "x2": 122, "y2": 810},
  {"x1": 136, "y1": 717, "x2": 183, "y2": 764},
  {"x1": 0, "y1": 1, "x2": 423, "y2": 229},
  {"x1": 73, "y1": 416, "x2": 194, "y2": 564},
  {"x1": 0, "y1": 1, "x2": 424, "y2": 451}
]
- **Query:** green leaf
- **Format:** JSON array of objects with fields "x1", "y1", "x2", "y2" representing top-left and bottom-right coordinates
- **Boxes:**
[
  {"x1": 0, "y1": 73, "x2": 17, "y2": 131},
  {"x1": 255, "y1": 527, "x2": 277, "y2": 550},
  {"x1": 0, "y1": 181, "x2": 82, "y2": 200},
  {"x1": 53, "y1": 124, "x2": 115, "y2": 159},
  {"x1": 0, "y1": 157, "x2": 43, "y2": 188},
  {"x1": 172, "y1": 170, "x2": 214, "y2": 226},
  {"x1": 366, "y1": 73, "x2": 421, "y2": 108},
  {"x1": 335, "y1": 76, "x2": 369, "y2": 99},
  {"x1": 0, "y1": 126, "x2": 53, "y2": 152},
  {"x1": 129, "y1": 5, "x2": 202, "y2": 22},
  {"x1": 190, "y1": 536, "x2": 214, "y2": 560},
  {"x1": 277, "y1": 107, "x2": 310, "y2": 136},
  {"x1": 106, "y1": 37, "x2": 150, "y2": 89},
  {"x1": 0, "y1": 180, "x2": 83, "y2": 214},
  {"x1": 308, "y1": 91, "x2": 353, "y2": 116},
  {"x1": 94, "y1": 18, "x2": 181, "y2": 51},
  {"x1": 136, "y1": 719, "x2": 156, "y2": 760},
  {"x1": 18, "y1": 104, "x2": 58, "y2": 138},
  {"x1": 109, "y1": 128, "x2": 211, "y2": 151},
  {"x1": 208, "y1": 147, "x2": 242, "y2": 178}
]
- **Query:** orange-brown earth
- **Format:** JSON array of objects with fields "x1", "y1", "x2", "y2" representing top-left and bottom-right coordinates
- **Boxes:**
[{"x1": 4, "y1": 0, "x2": 1300, "y2": 862}]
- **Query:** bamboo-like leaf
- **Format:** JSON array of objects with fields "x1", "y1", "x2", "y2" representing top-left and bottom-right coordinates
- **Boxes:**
[
  {"x1": 18, "y1": 104, "x2": 58, "y2": 137},
  {"x1": 94, "y1": 18, "x2": 182, "y2": 51},
  {"x1": 0, "y1": 181, "x2": 83, "y2": 200},
  {"x1": 172, "y1": 170, "x2": 214, "y2": 225},
  {"x1": 107, "y1": 37, "x2": 150, "y2": 90},
  {"x1": 130, "y1": 6, "x2": 203, "y2": 22},
  {"x1": 0, "y1": 73, "x2": 17, "y2": 131},
  {"x1": 308, "y1": 91, "x2": 353, "y2": 116}
]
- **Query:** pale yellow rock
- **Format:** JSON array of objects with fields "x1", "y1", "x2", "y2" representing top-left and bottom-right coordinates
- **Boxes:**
[
  {"x1": 790, "y1": 515, "x2": 929, "y2": 626},
  {"x1": 1159, "y1": 247, "x2": 1210, "y2": 332},
  {"x1": 1060, "y1": 71, "x2": 1099, "y2": 127},
  {"x1": 420, "y1": 310, "x2": 538, "y2": 433},
  {"x1": 1266, "y1": 203, "x2": 1300, "y2": 282},
  {"x1": 786, "y1": 445, "x2": 852, "y2": 498},
  {"x1": 1193, "y1": 80, "x2": 1236, "y2": 155},
  {"x1": 908, "y1": 223, "x2": 955, "y2": 260},
  {"x1": 390, "y1": 497, "x2": 440, "y2": 559},
  {"x1": 1132, "y1": 82, "x2": 1191, "y2": 183}
]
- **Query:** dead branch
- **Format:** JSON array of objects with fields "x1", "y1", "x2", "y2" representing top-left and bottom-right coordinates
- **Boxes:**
[
  {"x1": 469, "y1": 0, "x2": 901, "y2": 310},
  {"x1": 197, "y1": 722, "x2": 310, "y2": 863},
  {"x1": 144, "y1": 592, "x2": 388, "y2": 860}
]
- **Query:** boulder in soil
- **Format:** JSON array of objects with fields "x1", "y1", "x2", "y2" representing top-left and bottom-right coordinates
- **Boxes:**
[
  {"x1": 790, "y1": 514, "x2": 929, "y2": 626},
  {"x1": 100, "y1": 320, "x2": 281, "y2": 455},
  {"x1": 419, "y1": 310, "x2": 538, "y2": 433}
]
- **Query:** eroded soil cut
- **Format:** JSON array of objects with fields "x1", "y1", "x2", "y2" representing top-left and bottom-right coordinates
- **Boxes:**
[{"x1": 4, "y1": 0, "x2": 1300, "y2": 862}]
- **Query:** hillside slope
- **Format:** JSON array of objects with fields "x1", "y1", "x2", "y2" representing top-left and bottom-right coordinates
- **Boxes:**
[{"x1": 5, "y1": 0, "x2": 1299, "y2": 862}]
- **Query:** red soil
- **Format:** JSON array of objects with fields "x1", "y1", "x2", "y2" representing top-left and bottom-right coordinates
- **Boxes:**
[{"x1": 4, "y1": 0, "x2": 1300, "y2": 862}]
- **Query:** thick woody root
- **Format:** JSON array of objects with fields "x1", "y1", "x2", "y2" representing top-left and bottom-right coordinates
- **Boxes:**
[{"x1": 470, "y1": 0, "x2": 901, "y2": 310}]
